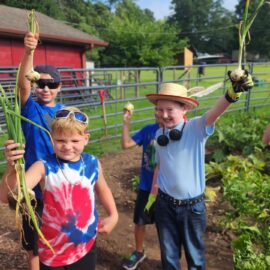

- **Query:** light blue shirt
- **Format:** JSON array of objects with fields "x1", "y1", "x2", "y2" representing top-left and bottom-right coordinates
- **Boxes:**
[{"x1": 155, "y1": 114, "x2": 214, "y2": 200}]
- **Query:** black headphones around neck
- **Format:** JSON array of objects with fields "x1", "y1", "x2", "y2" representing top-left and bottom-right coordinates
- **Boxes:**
[{"x1": 157, "y1": 122, "x2": 186, "y2": 146}]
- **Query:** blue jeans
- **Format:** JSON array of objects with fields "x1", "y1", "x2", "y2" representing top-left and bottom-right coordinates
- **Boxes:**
[{"x1": 155, "y1": 195, "x2": 206, "y2": 270}]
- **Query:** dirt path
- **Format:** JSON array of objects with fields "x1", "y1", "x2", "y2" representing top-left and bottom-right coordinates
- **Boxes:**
[{"x1": 0, "y1": 147, "x2": 233, "y2": 270}]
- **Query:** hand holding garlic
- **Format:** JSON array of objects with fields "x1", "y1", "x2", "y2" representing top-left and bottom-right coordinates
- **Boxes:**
[
  {"x1": 225, "y1": 69, "x2": 254, "y2": 103},
  {"x1": 228, "y1": 69, "x2": 254, "y2": 92}
]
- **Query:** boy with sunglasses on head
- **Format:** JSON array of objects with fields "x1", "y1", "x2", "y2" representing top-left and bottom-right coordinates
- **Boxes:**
[
  {"x1": 17, "y1": 31, "x2": 63, "y2": 270},
  {"x1": 0, "y1": 107, "x2": 118, "y2": 270},
  {"x1": 146, "y1": 74, "x2": 253, "y2": 270}
]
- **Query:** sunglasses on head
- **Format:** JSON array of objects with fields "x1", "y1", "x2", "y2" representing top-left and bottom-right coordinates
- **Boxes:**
[
  {"x1": 36, "y1": 79, "x2": 60, "y2": 89},
  {"x1": 54, "y1": 109, "x2": 89, "y2": 125}
]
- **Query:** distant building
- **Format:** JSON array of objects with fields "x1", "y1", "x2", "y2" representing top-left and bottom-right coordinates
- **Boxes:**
[
  {"x1": 231, "y1": 50, "x2": 262, "y2": 62},
  {"x1": 194, "y1": 53, "x2": 231, "y2": 64},
  {"x1": 0, "y1": 5, "x2": 108, "y2": 68}
]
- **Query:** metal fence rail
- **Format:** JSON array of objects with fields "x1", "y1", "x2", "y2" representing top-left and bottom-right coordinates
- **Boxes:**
[{"x1": 0, "y1": 62, "x2": 269, "y2": 165}]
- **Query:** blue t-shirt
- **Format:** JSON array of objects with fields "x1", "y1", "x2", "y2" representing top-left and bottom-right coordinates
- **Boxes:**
[
  {"x1": 155, "y1": 114, "x2": 214, "y2": 200},
  {"x1": 132, "y1": 123, "x2": 159, "y2": 192},
  {"x1": 21, "y1": 94, "x2": 63, "y2": 199}
]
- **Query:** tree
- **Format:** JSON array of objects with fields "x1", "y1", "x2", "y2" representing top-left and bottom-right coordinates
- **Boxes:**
[
  {"x1": 169, "y1": 0, "x2": 235, "y2": 55},
  {"x1": 1, "y1": 0, "x2": 65, "y2": 19},
  {"x1": 99, "y1": 0, "x2": 187, "y2": 67}
]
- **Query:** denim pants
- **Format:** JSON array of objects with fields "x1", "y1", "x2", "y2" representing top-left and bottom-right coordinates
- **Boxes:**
[{"x1": 155, "y1": 195, "x2": 206, "y2": 270}]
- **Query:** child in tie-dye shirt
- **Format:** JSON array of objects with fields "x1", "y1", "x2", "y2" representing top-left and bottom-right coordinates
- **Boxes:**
[{"x1": 0, "y1": 107, "x2": 118, "y2": 270}]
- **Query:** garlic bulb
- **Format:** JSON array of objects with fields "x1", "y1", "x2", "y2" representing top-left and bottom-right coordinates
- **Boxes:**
[
  {"x1": 124, "y1": 101, "x2": 134, "y2": 114},
  {"x1": 25, "y1": 69, "x2": 40, "y2": 82},
  {"x1": 229, "y1": 68, "x2": 245, "y2": 82}
]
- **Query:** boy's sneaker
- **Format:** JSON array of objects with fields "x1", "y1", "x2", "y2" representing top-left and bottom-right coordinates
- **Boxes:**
[{"x1": 122, "y1": 250, "x2": 146, "y2": 270}]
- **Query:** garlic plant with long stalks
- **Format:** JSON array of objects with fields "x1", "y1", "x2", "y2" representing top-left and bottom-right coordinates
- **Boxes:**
[
  {"x1": 230, "y1": 0, "x2": 268, "y2": 81},
  {"x1": 25, "y1": 9, "x2": 40, "y2": 82},
  {"x1": 0, "y1": 68, "x2": 54, "y2": 254}
]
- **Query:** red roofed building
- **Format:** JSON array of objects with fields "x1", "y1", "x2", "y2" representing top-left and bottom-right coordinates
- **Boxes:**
[{"x1": 0, "y1": 5, "x2": 108, "y2": 68}]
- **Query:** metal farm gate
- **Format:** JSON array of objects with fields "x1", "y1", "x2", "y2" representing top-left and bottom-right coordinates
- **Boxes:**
[{"x1": 0, "y1": 62, "x2": 269, "y2": 164}]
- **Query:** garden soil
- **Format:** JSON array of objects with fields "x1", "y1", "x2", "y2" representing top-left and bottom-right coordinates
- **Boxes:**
[{"x1": 0, "y1": 147, "x2": 233, "y2": 270}]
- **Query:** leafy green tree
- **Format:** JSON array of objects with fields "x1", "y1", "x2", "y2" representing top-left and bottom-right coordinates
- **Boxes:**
[
  {"x1": 99, "y1": 0, "x2": 187, "y2": 67},
  {"x1": 169, "y1": 0, "x2": 235, "y2": 55},
  {"x1": 1, "y1": 0, "x2": 65, "y2": 19}
]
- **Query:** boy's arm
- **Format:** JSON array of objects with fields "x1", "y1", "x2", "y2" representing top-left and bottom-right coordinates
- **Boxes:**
[
  {"x1": 0, "y1": 140, "x2": 24, "y2": 203},
  {"x1": 0, "y1": 140, "x2": 44, "y2": 203},
  {"x1": 205, "y1": 96, "x2": 231, "y2": 126},
  {"x1": 0, "y1": 165, "x2": 17, "y2": 203},
  {"x1": 150, "y1": 164, "x2": 159, "y2": 195},
  {"x1": 95, "y1": 161, "x2": 118, "y2": 234},
  {"x1": 121, "y1": 110, "x2": 136, "y2": 149},
  {"x1": 25, "y1": 161, "x2": 45, "y2": 190},
  {"x1": 18, "y1": 32, "x2": 39, "y2": 107},
  {"x1": 0, "y1": 162, "x2": 44, "y2": 204},
  {"x1": 262, "y1": 124, "x2": 270, "y2": 145},
  {"x1": 144, "y1": 164, "x2": 159, "y2": 213},
  {"x1": 205, "y1": 71, "x2": 254, "y2": 126}
]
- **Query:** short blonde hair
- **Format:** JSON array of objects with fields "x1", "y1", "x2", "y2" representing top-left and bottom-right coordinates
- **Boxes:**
[{"x1": 51, "y1": 107, "x2": 88, "y2": 136}]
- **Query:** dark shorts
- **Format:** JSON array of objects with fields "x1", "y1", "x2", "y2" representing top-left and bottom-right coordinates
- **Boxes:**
[
  {"x1": 40, "y1": 243, "x2": 97, "y2": 270},
  {"x1": 22, "y1": 199, "x2": 43, "y2": 255},
  {"x1": 133, "y1": 189, "x2": 155, "y2": 225}
]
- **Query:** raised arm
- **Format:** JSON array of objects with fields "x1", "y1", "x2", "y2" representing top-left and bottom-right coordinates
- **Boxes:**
[
  {"x1": 206, "y1": 71, "x2": 254, "y2": 126},
  {"x1": 205, "y1": 96, "x2": 231, "y2": 126},
  {"x1": 18, "y1": 32, "x2": 39, "y2": 106},
  {"x1": 121, "y1": 109, "x2": 136, "y2": 149}
]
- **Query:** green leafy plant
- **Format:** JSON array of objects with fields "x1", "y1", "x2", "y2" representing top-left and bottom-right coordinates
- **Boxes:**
[
  {"x1": 207, "y1": 152, "x2": 270, "y2": 269},
  {"x1": 207, "y1": 113, "x2": 267, "y2": 162}
]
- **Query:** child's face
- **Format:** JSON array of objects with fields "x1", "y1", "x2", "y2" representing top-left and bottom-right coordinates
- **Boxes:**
[
  {"x1": 35, "y1": 73, "x2": 61, "y2": 106},
  {"x1": 52, "y1": 130, "x2": 89, "y2": 162},
  {"x1": 156, "y1": 100, "x2": 188, "y2": 129}
]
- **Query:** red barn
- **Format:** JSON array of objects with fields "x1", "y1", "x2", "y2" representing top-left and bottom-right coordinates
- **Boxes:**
[{"x1": 0, "y1": 5, "x2": 108, "y2": 68}]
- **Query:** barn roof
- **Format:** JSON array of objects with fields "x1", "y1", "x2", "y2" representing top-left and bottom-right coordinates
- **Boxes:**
[{"x1": 0, "y1": 5, "x2": 108, "y2": 47}]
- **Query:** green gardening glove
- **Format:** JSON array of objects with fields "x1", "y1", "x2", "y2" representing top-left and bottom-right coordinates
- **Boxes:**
[
  {"x1": 143, "y1": 194, "x2": 156, "y2": 224},
  {"x1": 225, "y1": 70, "x2": 254, "y2": 103},
  {"x1": 144, "y1": 194, "x2": 156, "y2": 212}
]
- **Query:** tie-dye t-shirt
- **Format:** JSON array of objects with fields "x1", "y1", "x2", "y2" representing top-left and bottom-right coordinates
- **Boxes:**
[{"x1": 38, "y1": 153, "x2": 99, "y2": 267}]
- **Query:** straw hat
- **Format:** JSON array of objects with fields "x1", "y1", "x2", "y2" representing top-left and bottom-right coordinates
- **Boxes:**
[{"x1": 146, "y1": 83, "x2": 199, "y2": 109}]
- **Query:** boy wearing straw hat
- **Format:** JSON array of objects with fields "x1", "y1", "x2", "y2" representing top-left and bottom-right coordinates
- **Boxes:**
[{"x1": 146, "y1": 75, "x2": 253, "y2": 270}]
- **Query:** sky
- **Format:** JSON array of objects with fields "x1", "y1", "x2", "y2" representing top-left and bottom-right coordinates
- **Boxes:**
[{"x1": 136, "y1": 0, "x2": 238, "y2": 20}]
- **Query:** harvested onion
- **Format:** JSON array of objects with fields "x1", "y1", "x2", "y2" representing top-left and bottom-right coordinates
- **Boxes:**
[
  {"x1": 124, "y1": 101, "x2": 134, "y2": 114},
  {"x1": 25, "y1": 69, "x2": 40, "y2": 82},
  {"x1": 229, "y1": 68, "x2": 245, "y2": 82}
]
